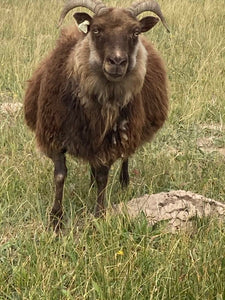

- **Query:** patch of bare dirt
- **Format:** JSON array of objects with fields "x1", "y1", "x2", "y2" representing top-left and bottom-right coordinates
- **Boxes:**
[
  {"x1": 200, "y1": 123, "x2": 224, "y2": 132},
  {"x1": 197, "y1": 123, "x2": 225, "y2": 158},
  {"x1": 0, "y1": 102, "x2": 23, "y2": 116}
]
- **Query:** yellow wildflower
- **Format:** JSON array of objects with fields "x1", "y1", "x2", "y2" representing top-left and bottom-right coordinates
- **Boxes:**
[{"x1": 115, "y1": 250, "x2": 124, "y2": 258}]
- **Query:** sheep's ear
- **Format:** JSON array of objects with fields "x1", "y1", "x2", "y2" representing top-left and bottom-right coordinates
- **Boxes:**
[
  {"x1": 139, "y1": 16, "x2": 159, "y2": 33},
  {"x1": 73, "y1": 12, "x2": 92, "y2": 34}
]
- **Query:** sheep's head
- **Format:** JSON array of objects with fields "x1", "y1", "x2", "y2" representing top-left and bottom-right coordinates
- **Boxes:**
[{"x1": 59, "y1": 0, "x2": 169, "y2": 82}]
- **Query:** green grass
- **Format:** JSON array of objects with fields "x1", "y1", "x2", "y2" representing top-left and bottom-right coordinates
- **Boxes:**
[{"x1": 0, "y1": 0, "x2": 225, "y2": 298}]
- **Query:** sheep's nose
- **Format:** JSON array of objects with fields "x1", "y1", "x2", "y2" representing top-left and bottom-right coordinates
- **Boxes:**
[{"x1": 107, "y1": 55, "x2": 128, "y2": 66}]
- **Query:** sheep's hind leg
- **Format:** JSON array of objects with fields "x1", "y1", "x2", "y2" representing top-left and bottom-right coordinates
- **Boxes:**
[
  {"x1": 92, "y1": 165, "x2": 110, "y2": 217},
  {"x1": 50, "y1": 152, "x2": 67, "y2": 232},
  {"x1": 119, "y1": 159, "x2": 129, "y2": 188}
]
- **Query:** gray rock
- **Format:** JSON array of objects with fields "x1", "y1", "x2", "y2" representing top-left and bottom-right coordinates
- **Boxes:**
[{"x1": 113, "y1": 190, "x2": 225, "y2": 232}]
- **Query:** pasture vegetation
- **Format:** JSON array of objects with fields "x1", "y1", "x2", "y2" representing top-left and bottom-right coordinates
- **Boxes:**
[{"x1": 0, "y1": 0, "x2": 225, "y2": 298}]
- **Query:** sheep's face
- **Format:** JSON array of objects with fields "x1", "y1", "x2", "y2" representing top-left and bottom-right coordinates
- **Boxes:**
[{"x1": 74, "y1": 9, "x2": 159, "y2": 82}]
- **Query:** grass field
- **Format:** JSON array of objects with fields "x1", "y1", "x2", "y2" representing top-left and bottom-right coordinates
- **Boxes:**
[{"x1": 1, "y1": 0, "x2": 225, "y2": 298}]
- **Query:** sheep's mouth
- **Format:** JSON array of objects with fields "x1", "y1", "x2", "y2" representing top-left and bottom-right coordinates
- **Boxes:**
[{"x1": 103, "y1": 69, "x2": 125, "y2": 82}]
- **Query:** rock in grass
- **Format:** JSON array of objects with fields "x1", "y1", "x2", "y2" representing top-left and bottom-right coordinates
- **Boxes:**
[{"x1": 114, "y1": 190, "x2": 225, "y2": 233}]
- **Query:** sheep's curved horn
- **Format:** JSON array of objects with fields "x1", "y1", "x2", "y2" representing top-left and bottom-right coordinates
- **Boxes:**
[
  {"x1": 127, "y1": 0, "x2": 170, "y2": 33},
  {"x1": 58, "y1": 0, "x2": 107, "y2": 27}
]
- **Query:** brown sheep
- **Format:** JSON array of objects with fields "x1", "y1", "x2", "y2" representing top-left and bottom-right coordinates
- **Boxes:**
[{"x1": 24, "y1": 0, "x2": 169, "y2": 231}]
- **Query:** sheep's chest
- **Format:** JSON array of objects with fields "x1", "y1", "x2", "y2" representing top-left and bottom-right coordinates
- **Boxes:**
[
  {"x1": 81, "y1": 114, "x2": 134, "y2": 166},
  {"x1": 65, "y1": 105, "x2": 138, "y2": 166},
  {"x1": 63, "y1": 85, "x2": 143, "y2": 165}
]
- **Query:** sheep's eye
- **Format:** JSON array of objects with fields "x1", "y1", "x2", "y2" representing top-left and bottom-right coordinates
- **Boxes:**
[
  {"x1": 93, "y1": 28, "x2": 100, "y2": 35},
  {"x1": 133, "y1": 30, "x2": 140, "y2": 38}
]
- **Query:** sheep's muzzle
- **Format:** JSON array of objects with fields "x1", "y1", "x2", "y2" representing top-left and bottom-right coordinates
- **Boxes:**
[{"x1": 103, "y1": 53, "x2": 128, "y2": 82}]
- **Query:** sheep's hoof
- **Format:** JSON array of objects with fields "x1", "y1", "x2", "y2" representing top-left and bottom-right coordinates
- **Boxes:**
[
  {"x1": 94, "y1": 205, "x2": 106, "y2": 218},
  {"x1": 50, "y1": 209, "x2": 63, "y2": 233}
]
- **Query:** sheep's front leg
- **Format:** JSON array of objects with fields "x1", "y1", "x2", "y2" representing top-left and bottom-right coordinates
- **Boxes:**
[
  {"x1": 119, "y1": 159, "x2": 129, "y2": 188},
  {"x1": 92, "y1": 165, "x2": 110, "y2": 217},
  {"x1": 50, "y1": 152, "x2": 67, "y2": 231}
]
